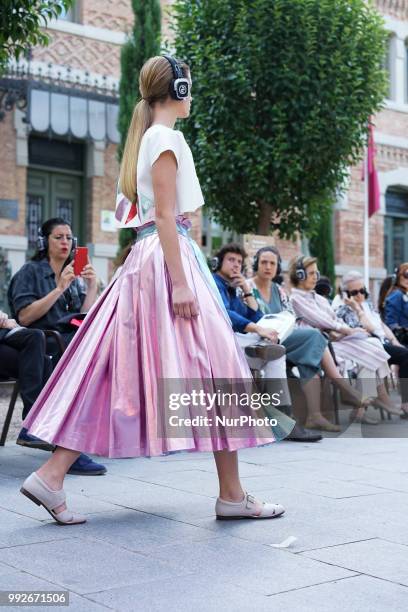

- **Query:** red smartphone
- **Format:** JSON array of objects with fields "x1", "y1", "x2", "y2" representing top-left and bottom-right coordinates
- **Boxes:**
[{"x1": 73, "y1": 247, "x2": 88, "y2": 276}]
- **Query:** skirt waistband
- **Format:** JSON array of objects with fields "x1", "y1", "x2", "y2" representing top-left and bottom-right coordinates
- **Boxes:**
[{"x1": 135, "y1": 216, "x2": 192, "y2": 242}]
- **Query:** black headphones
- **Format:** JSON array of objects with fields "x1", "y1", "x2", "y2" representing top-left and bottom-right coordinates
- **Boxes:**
[
  {"x1": 163, "y1": 55, "x2": 190, "y2": 101},
  {"x1": 295, "y1": 256, "x2": 307, "y2": 281},
  {"x1": 37, "y1": 226, "x2": 78, "y2": 254},
  {"x1": 295, "y1": 256, "x2": 320, "y2": 282},
  {"x1": 392, "y1": 265, "x2": 401, "y2": 285},
  {"x1": 211, "y1": 256, "x2": 221, "y2": 272},
  {"x1": 211, "y1": 251, "x2": 245, "y2": 273},
  {"x1": 253, "y1": 247, "x2": 282, "y2": 275}
]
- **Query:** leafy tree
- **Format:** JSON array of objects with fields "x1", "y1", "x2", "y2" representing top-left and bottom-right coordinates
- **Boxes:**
[
  {"x1": 117, "y1": 0, "x2": 161, "y2": 252},
  {"x1": 0, "y1": 1, "x2": 73, "y2": 71},
  {"x1": 309, "y1": 205, "x2": 335, "y2": 285},
  {"x1": 172, "y1": 0, "x2": 387, "y2": 238}
]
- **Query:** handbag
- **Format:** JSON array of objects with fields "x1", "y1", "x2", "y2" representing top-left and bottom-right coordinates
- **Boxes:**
[
  {"x1": 55, "y1": 312, "x2": 86, "y2": 333},
  {"x1": 394, "y1": 327, "x2": 408, "y2": 346},
  {"x1": 257, "y1": 311, "x2": 296, "y2": 343}
]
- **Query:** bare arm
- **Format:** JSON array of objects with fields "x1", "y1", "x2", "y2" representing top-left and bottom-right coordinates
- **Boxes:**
[
  {"x1": 343, "y1": 297, "x2": 376, "y2": 333},
  {"x1": 18, "y1": 264, "x2": 76, "y2": 326},
  {"x1": 244, "y1": 322, "x2": 279, "y2": 343},
  {"x1": 356, "y1": 310, "x2": 376, "y2": 333},
  {"x1": 80, "y1": 264, "x2": 98, "y2": 313},
  {"x1": 81, "y1": 289, "x2": 98, "y2": 313},
  {"x1": 152, "y1": 151, "x2": 198, "y2": 319},
  {"x1": 18, "y1": 290, "x2": 63, "y2": 326},
  {"x1": 291, "y1": 293, "x2": 349, "y2": 333}
]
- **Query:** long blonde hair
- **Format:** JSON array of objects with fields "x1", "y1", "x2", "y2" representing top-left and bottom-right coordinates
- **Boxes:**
[{"x1": 119, "y1": 55, "x2": 189, "y2": 203}]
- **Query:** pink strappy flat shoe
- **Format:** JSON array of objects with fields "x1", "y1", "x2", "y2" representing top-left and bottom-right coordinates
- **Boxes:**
[{"x1": 20, "y1": 472, "x2": 86, "y2": 525}]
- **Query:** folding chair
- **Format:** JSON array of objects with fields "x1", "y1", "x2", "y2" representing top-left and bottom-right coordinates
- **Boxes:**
[{"x1": 0, "y1": 330, "x2": 65, "y2": 445}]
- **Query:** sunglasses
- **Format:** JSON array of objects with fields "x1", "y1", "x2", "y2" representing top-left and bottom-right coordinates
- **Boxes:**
[
  {"x1": 399, "y1": 270, "x2": 408, "y2": 280},
  {"x1": 347, "y1": 288, "x2": 366, "y2": 297}
]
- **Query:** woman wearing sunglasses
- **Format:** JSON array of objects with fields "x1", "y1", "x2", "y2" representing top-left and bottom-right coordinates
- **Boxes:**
[
  {"x1": 336, "y1": 271, "x2": 408, "y2": 419},
  {"x1": 290, "y1": 257, "x2": 400, "y2": 423},
  {"x1": 383, "y1": 263, "x2": 408, "y2": 348}
]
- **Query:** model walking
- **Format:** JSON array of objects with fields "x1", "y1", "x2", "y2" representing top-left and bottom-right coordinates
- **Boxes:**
[{"x1": 20, "y1": 56, "x2": 294, "y2": 524}]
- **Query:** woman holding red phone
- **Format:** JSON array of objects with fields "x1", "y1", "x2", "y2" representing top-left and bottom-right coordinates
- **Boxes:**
[
  {"x1": 20, "y1": 56, "x2": 293, "y2": 525},
  {"x1": 9, "y1": 218, "x2": 98, "y2": 349},
  {"x1": 8, "y1": 217, "x2": 105, "y2": 476}
]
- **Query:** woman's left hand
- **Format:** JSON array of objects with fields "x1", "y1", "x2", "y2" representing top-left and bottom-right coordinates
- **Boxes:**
[
  {"x1": 81, "y1": 263, "x2": 97, "y2": 288},
  {"x1": 344, "y1": 296, "x2": 362, "y2": 313}
]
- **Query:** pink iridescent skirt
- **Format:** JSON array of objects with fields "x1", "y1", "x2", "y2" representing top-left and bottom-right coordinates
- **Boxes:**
[{"x1": 24, "y1": 217, "x2": 293, "y2": 457}]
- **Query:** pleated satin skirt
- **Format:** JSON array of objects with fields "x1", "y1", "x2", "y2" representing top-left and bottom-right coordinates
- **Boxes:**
[{"x1": 23, "y1": 217, "x2": 293, "y2": 457}]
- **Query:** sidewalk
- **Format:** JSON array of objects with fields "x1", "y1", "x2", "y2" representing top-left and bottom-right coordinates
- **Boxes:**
[{"x1": 0, "y1": 396, "x2": 408, "y2": 612}]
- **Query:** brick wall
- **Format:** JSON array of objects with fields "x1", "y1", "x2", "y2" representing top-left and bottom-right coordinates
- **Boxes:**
[
  {"x1": 376, "y1": 0, "x2": 408, "y2": 20},
  {"x1": 33, "y1": 31, "x2": 122, "y2": 78},
  {"x1": 376, "y1": 109, "x2": 408, "y2": 140},
  {"x1": 90, "y1": 144, "x2": 120, "y2": 245},
  {"x1": 81, "y1": 0, "x2": 134, "y2": 31},
  {"x1": 0, "y1": 113, "x2": 26, "y2": 238}
]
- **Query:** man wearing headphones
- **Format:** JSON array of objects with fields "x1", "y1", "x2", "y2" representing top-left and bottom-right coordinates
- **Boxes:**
[
  {"x1": 212, "y1": 243, "x2": 298, "y2": 428},
  {"x1": 7, "y1": 218, "x2": 105, "y2": 475},
  {"x1": 212, "y1": 243, "x2": 280, "y2": 343}
]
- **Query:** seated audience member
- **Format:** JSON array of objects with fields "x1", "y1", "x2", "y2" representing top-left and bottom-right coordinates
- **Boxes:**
[
  {"x1": 315, "y1": 276, "x2": 333, "y2": 302},
  {"x1": 249, "y1": 247, "x2": 365, "y2": 430},
  {"x1": 213, "y1": 243, "x2": 322, "y2": 441},
  {"x1": 383, "y1": 263, "x2": 408, "y2": 347},
  {"x1": 335, "y1": 270, "x2": 408, "y2": 419},
  {"x1": 378, "y1": 276, "x2": 394, "y2": 321},
  {"x1": 0, "y1": 311, "x2": 52, "y2": 449},
  {"x1": 8, "y1": 218, "x2": 98, "y2": 358},
  {"x1": 290, "y1": 256, "x2": 401, "y2": 421},
  {"x1": 8, "y1": 218, "x2": 106, "y2": 476}
]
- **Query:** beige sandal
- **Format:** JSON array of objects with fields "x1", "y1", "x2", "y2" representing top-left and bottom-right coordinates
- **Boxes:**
[
  {"x1": 20, "y1": 472, "x2": 86, "y2": 525},
  {"x1": 304, "y1": 419, "x2": 341, "y2": 432},
  {"x1": 215, "y1": 492, "x2": 285, "y2": 520},
  {"x1": 349, "y1": 410, "x2": 379, "y2": 425},
  {"x1": 371, "y1": 399, "x2": 402, "y2": 417}
]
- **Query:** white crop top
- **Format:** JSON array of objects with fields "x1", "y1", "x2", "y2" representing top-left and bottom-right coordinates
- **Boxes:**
[{"x1": 115, "y1": 124, "x2": 204, "y2": 228}]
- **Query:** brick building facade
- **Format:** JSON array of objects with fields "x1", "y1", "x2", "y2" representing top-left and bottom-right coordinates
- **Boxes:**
[
  {"x1": 0, "y1": 0, "x2": 134, "y2": 295},
  {"x1": 331, "y1": 1, "x2": 408, "y2": 295},
  {"x1": 201, "y1": 0, "x2": 408, "y2": 296},
  {"x1": 0, "y1": 0, "x2": 407, "y2": 304}
]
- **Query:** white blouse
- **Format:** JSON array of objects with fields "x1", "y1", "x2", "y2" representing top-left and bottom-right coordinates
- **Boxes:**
[{"x1": 115, "y1": 124, "x2": 204, "y2": 228}]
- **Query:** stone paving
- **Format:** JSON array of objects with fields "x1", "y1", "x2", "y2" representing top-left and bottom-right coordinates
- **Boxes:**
[{"x1": 0, "y1": 387, "x2": 408, "y2": 612}]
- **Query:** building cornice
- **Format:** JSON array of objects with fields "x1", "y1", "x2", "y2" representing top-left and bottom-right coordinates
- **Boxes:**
[
  {"x1": 375, "y1": 132, "x2": 408, "y2": 149},
  {"x1": 376, "y1": 0, "x2": 408, "y2": 21},
  {"x1": 45, "y1": 19, "x2": 127, "y2": 45}
]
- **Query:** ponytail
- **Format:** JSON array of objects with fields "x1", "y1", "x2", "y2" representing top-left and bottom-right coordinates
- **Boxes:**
[
  {"x1": 118, "y1": 99, "x2": 153, "y2": 202},
  {"x1": 118, "y1": 55, "x2": 189, "y2": 202}
]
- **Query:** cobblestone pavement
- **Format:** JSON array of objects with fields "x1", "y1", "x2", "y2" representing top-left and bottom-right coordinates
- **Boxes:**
[
  {"x1": 0, "y1": 385, "x2": 408, "y2": 611},
  {"x1": 0, "y1": 386, "x2": 22, "y2": 441}
]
